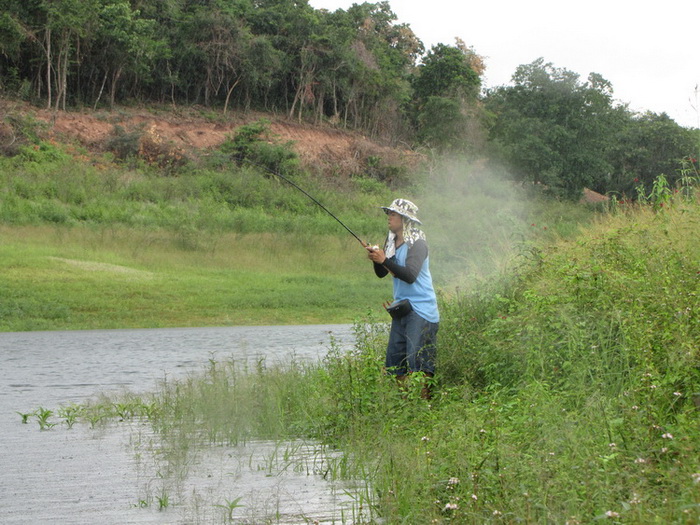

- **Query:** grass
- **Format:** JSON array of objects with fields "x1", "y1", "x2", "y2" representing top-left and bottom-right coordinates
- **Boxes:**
[
  {"x1": 0, "y1": 139, "x2": 600, "y2": 331},
  {"x1": 49, "y1": 189, "x2": 697, "y2": 524},
  {"x1": 0, "y1": 224, "x2": 389, "y2": 330},
  {"x1": 15, "y1": 129, "x2": 678, "y2": 521}
]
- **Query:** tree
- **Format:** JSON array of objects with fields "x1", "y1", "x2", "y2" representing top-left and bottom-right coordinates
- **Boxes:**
[
  {"x1": 411, "y1": 41, "x2": 483, "y2": 152},
  {"x1": 486, "y1": 58, "x2": 623, "y2": 199},
  {"x1": 412, "y1": 42, "x2": 481, "y2": 102},
  {"x1": 605, "y1": 112, "x2": 696, "y2": 197},
  {"x1": 91, "y1": 0, "x2": 164, "y2": 108}
]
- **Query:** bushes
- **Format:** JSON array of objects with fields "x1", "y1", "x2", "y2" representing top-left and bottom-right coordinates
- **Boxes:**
[{"x1": 218, "y1": 119, "x2": 299, "y2": 177}]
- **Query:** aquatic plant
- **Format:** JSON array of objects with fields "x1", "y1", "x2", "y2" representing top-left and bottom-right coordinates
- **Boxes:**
[
  {"x1": 214, "y1": 496, "x2": 244, "y2": 522},
  {"x1": 34, "y1": 407, "x2": 56, "y2": 430}
]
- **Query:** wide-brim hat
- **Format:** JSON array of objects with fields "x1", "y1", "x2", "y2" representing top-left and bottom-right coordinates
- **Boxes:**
[{"x1": 381, "y1": 198, "x2": 422, "y2": 224}]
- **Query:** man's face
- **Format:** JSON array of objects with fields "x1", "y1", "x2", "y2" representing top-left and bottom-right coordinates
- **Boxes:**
[{"x1": 387, "y1": 211, "x2": 403, "y2": 234}]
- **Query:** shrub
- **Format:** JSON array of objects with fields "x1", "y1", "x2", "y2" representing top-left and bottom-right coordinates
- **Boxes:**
[{"x1": 219, "y1": 119, "x2": 299, "y2": 177}]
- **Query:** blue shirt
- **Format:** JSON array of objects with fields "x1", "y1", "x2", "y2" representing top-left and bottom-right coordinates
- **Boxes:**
[{"x1": 390, "y1": 242, "x2": 439, "y2": 323}]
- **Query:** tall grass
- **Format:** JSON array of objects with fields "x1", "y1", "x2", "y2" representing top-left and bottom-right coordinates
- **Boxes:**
[
  {"x1": 16, "y1": 134, "x2": 699, "y2": 521},
  {"x1": 0, "y1": 141, "x2": 388, "y2": 240},
  {"x1": 120, "y1": 190, "x2": 700, "y2": 523}
]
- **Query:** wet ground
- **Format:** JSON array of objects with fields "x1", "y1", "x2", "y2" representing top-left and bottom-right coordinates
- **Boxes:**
[{"x1": 0, "y1": 325, "x2": 363, "y2": 524}]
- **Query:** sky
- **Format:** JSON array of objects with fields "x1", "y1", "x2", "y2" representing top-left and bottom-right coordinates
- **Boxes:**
[{"x1": 308, "y1": 0, "x2": 700, "y2": 129}]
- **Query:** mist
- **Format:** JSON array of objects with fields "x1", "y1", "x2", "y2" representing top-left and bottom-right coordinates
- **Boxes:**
[{"x1": 413, "y1": 156, "x2": 552, "y2": 289}]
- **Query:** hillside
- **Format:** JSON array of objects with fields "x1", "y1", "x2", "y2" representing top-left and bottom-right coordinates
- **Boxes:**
[{"x1": 2, "y1": 99, "x2": 421, "y2": 178}]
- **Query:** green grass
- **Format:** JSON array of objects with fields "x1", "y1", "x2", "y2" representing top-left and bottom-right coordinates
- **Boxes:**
[
  {"x1": 17, "y1": 130, "x2": 684, "y2": 522},
  {"x1": 74, "y1": 192, "x2": 697, "y2": 524},
  {"x1": 0, "y1": 225, "x2": 390, "y2": 330},
  {"x1": 0, "y1": 141, "x2": 600, "y2": 331}
]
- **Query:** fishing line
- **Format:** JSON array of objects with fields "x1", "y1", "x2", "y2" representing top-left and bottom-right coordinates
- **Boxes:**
[{"x1": 246, "y1": 161, "x2": 369, "y2": 247}]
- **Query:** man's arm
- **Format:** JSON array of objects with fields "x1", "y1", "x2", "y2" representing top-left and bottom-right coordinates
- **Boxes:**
[
  {"x1": 374, "y1": 261, "x2": 389, "y2": 278},
  {"x1": 382, "y1": 240, "x2": 428, "y2": 283}
]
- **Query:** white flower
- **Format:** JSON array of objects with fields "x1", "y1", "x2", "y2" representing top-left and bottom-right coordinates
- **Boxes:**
[
  {"x1": 634, "y1": 457, "x2": 647, "y2": 464},
  {"x1": 673, "y1": 391, "x2": 682, "y2": 396},
  {"x1": 692, "y1": 473, "x2": 700, "y2": 484},
  {"x1": 443, "y1": 502, "x2": 459, "y2": 511},
  {"x1": 609, "y1": 443, "x2": 617, "y2": 448},
  {"x1": 421, "y1": 436, "x2": 430, "y2": 442},
  {"x1": 447, "y1": 477, "x2": 460, "y2": 485},
  {"x1": 662, "y1": 433, "x2": 673, "y2": 439},
  {"x1": 471, "y1": 494, "x2": 478, "y2": 501},
  {"x1": 492, "y1": 510, "x2": 502, "y2": 516},
  {"x1": 605, "y1": 510, "x2": 620, "y2": 518}
]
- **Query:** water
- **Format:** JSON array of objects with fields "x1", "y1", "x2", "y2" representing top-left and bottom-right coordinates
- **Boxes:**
[{"x1": 0, "y1": 325, "x2": 362, "y2": 524}]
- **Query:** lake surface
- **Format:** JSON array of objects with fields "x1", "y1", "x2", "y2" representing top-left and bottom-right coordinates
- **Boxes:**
[{"x1": 0, "y1": 325, "x2": 362, "y2": 524}]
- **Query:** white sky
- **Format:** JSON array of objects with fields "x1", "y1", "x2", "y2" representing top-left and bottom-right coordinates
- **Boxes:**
[{"x1": 308, "y1": 0, "x2": 700, "y2": 128}]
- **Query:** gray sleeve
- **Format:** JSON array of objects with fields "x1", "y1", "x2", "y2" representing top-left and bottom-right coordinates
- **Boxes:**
[{"x1": 382, "y1": 239, "x2": 428, "y2": 284}]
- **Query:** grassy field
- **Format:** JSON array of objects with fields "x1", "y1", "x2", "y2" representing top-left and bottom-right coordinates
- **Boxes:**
[
  {"x1": 32, "y1": 192, "x2": 700, "y2": 523},
  {"x1": 0, "y1": 224, "x2": 391, "y2": 330},
  {"x1": 10, "y1": 119, "x2": 699, "y2": 523}
]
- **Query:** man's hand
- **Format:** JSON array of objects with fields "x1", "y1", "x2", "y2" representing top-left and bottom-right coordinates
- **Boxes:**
[{"x1": 366, "y1": 244, "x2": 386, "y2": 264}]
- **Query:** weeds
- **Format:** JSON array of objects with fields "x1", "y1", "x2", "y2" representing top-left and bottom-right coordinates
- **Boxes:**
[{"x1": 214, "y1": 496, "x2": 244, "y2": 521}]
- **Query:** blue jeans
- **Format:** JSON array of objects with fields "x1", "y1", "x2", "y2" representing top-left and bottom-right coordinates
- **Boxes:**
[{"x1": 385, "y1": 310, "x2": 438, "y2": 375}]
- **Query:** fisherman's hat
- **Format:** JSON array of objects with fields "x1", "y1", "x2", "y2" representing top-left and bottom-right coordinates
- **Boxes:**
[{"x1": 381, "y1": 198, "x2": 422, "y2": 224}]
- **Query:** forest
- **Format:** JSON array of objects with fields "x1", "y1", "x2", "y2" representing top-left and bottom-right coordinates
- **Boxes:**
[{"x1": 1, "y1": 0, "x2": 698, "y2": 199}]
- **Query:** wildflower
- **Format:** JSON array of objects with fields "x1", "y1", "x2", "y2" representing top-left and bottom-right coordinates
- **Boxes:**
[
  {"x1": 692, "y1": 473, "x2": 700, "y2": 484},
  {"x1": 673, "y1": 391, "x2": 682, "y2": 396},
  {"x1": 471, "y1": 494, "x2": 478, "y2": 501},
  {"x1": 443, "y1": 502, "x2": 459, "y2": 511},
  {"x1": 650, "y1": 384, "x2": 657, "y2": 389},
  {"x1": 634, "y1": 457, "x2": 646, "y2": 464},
  {"x1": 609, "y1": 443, "x2": 617, "y2": 448},
  {"x1": 661, "y1": 447, "x2": 669, "y2": 453},
  {"x1": 662, "y1": 433, "x2": 673, "y2": 439},
  {"x1": 421, "y1": 436, "x2": 430, "y2": 442},
  {"x1": 479, "y1": 428, "x2": 486, "y2": 434},
  {"x1": 447, "y1": 477, "x2": 460, "y2": 486},
  {"x1": 630, "y1": 494, "x2": 641, "y2": 505},
  {"x1": 631, "y1": 405, "x2": 639, "y2": 410},
  {"x1": 605, "y1": 510, "x2": 620, "y2": 518},
  {"x1": 493, "y1": 510, "x2": 502, "y2": 516}
]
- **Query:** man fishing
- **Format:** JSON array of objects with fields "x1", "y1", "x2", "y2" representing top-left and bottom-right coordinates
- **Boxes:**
[{"x1": 366, "y1": 198, "x2": 439, "y2": 399}]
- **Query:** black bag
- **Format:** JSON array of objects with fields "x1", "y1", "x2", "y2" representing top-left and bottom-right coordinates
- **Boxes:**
[{"x1": 385, "y1": 299, "x2": 412, "y2": 319}]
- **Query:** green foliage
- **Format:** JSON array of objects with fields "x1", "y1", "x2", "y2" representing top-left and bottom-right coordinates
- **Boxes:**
[
  {"x1": 416, "y1": 96, "x2": 470, "y2": 152},
  {"x1": 412, "y1": 43, "x2": 481, "y2": 102},
  {"x1": 606, "y1": 112, "x2": 697, "y2": 197},
  {"x1": 104, "y1": 124, "x2": 144, "y2": 160},
  {"x1": 219, "y1": 119, "x2": 299, "y2": 177},
  {"x1": 412, "y1": 43, "x2": 484, "y2": 153},
  {"x1": 27, "y1": 188, "x2": 700, "y2": 523},
  {"x1": 486, "y1": 59, "x2": 623, "y2": 199}
]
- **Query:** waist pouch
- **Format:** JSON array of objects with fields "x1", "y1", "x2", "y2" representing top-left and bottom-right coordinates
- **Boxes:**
[{"x1": 386, "y1": 299, "x2": 412, "y2": 319}]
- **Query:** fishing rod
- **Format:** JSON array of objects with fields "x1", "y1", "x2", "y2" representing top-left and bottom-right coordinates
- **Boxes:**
[{"x1": 251, "y1": 162, "x2": 371, "y2": 248}]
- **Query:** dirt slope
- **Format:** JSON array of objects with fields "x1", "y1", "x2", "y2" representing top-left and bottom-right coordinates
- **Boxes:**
[{"x1": 22, "y1": 103, "x2": 420, "y2": 176}]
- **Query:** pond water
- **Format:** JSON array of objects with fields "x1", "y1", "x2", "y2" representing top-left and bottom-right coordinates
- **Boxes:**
[{"x1": 0, "y1": 325, "x2": 364, "y2": 524}]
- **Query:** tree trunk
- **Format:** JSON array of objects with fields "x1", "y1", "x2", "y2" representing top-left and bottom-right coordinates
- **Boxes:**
[
  {"x1": 223, "y1": 77, "x2": 241, "y2": 115},
  {"x1": 45, "y1": 28, "x2": 52, "y2": 110},
  {"x1": 109, "y1": 67, "x2": 122, "y2": 109}
]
